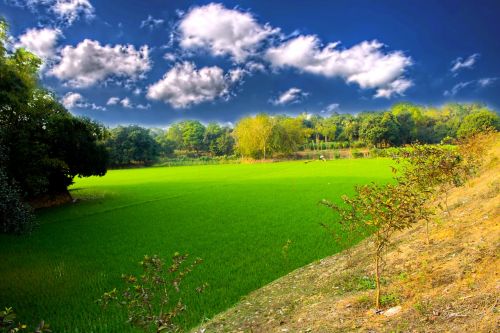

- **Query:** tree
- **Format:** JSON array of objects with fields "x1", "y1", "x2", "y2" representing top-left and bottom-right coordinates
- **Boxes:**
[
  {"x1": 0, "y1": 20, "x2": 108, "y2": 203},
  {"x1": 318, "y1": 117, "x2": 337, "y2": 144},
  {"x1": 456, "y1": 109, "x2": 499, "y2": 138},
  {"x1": 234, "y1": 114, "x2": 275, "y2": 159},
  {"x1": 149, "y1": 129, "x2": 175, "y2": 157},
  {"x1": 165, "y1": 123, "x2": 183, "y2": 150},
  {"x1": 321, "y1": 181, "x2": 426, "y2": 309},
  {"x1": 271, "y1": 117, "x2": 305, "y2": 155},
  {"x1": 105, "y1": 126, "x2": 160, "y2": 166},
  {"x1": 179, "y1": 120, "x2": 205, "y2": 153},
  {"x1": 203, "y1": 122, "x2": 224, "y2": 156},
  {"x1": 213, "y1": 127, "x2": 235, "y2": 156}
]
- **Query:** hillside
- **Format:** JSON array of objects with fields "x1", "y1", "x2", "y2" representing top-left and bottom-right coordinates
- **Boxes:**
[{"x1": 194, "y1": 142, "x2": 500, "y2": 333}]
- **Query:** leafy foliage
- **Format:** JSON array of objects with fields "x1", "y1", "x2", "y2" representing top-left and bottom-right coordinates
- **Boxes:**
[
  {"x1": 0, "y1": 19, "x2": 107, "y2": 203},
  {"x1": 320, "y1": 133, "x2": 496, "y2": 309},
  {"x1": 0, "y1": 168, "x2": 35, "y2": 234},
  {"x1": 233, "y1": 114, "x2": 305, "y2": 159},
  {"x1": 104, "y1": 126, "x2": 160, "y2": 167},
  {"x1": 322, "y1": 180, "x2": 429, "y2": 308},
  {"x1": 0, "y1": 307, "x2": 50, "y2": 333},
  {"x1": 457, "y1": 109, "x2": 499, "y2": 138}
]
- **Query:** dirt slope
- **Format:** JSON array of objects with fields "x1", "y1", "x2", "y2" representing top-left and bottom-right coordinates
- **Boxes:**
[{"x1": 193, "y1": 143, "x2": 500, "y2": 333}]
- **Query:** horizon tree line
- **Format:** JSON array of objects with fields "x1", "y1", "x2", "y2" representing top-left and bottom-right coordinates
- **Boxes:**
[{"x1": 104, "y1": 102, "x2": 499, "y2": 164}]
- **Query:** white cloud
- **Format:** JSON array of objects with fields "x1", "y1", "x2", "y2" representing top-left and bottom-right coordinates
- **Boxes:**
[
  {"x1": 444, "y1": 81, "x2": 473, "y2": 97},
  {"x1": 50, "y1": 39, "x2": 151, "y2": 87},
  {"x1": 321, "y1": 103, "x2": 340, "y2": 113},
  {"x1": 107, "y1": 97, "x2": 120, "y2": 105},
  {"x1": 228, "y1": 67, "x2": 246, "y2": 83},
  {"x1": 444, "y1": 77, "x2": 497, "y2": 96},
  {"x1": 88, "y1": 103, "x2": 105, "y2": 111},
  {"x1": 265, "y1": 36, "x2": 412, "y2": 97},
  {"x1": 477, "y1": 77, "x2": 497, "y2": 87},
  {"x1": 52, "y1": 0, "x2": 94, "y2": 24},
  {"x1": 62, "y1": 92, "x2": 105, "y2": 110},
  {"x1": 16, "y1": 27, "x2": 62, "y2": 60},
  {"x1": 163, "y1": 52, "x2": 176, "y2": 62},
  {"x1": 107, "y1": 96, "x2": 143, "y2": 109},
  {"x1": 133, "y1": 88, "x2": 142, "y2": 95},
  {"x1": 140, "y1": 15, "x2": 164, "y2": 30},
  {"x1": 7, "y1": 1, "x2": 94, "y2": 25},
  {"x1": 451, "y1": 53, "x2": 479, "y2": 73},
  {"x1": 178, "y1": 3, "x2": 278, "y2": 62},
  {"x1": 136, "y1": 103, "x2": 151, "y2": 110},
  {"x1": 61, "y1": 92, "x2": 83, "y2": 108},
  {"x1": 245, "y1": 61, "x2": 266, "y2": 73},
  {"x1": 271, "y1": 87, "x2": 308, "y2": 105},
  {"x1": 120, "y1": 97, "x2": 132, "y2": 108},
  {"x1": 147, "y1": 61, "x2": 239, "y2": 108},
  {"x1": 374, "y1": 78, "x2": 413, "y2": 98}
]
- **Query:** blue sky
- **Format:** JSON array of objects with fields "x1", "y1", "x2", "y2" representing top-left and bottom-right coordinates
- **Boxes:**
[{"x1": 2, "y1": 0, "x2": 500, "y2": 126}]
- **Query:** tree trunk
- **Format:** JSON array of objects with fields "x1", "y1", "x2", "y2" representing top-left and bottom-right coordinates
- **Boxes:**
[{"x1": 375, "y1": 251, "x2": 381, "y2": 309}]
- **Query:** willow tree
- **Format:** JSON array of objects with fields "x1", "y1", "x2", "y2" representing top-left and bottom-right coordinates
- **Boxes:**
[{"x1": 234, "y1": 114, "x2": 275, "y2": 159}]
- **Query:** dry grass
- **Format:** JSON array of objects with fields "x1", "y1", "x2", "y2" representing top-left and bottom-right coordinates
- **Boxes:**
[{"x1": 193, "y1": 139, "x2": 500, "y2": 333}]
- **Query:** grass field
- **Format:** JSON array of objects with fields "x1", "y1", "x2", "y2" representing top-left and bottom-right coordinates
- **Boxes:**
[{"x1": 0, "y1": 158, "x2": 393, "y2": 332}]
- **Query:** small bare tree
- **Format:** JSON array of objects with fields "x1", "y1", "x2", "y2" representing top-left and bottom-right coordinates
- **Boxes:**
[
  {"x1": 322, "y1": 181, "x2": 425, "y2": 309},
  {"x1": 98, "y1": 253, "x2": 205, "y2": 333}
]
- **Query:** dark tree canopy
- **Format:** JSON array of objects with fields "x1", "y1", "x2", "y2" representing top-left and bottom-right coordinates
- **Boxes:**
[
  {"x1": 105, "y1": 126, "x2": 160, "y2": 167},
  {"x1": 0, "y1": 20, "x2": 108, "y2": 200}
]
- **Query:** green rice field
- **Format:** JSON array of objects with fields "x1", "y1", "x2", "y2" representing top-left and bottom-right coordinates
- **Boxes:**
[{"x1": 0, "y1": 158, "x2": 393, "y2": 332}]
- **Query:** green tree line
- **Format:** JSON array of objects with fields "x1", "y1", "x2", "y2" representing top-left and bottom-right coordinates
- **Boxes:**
[{"x1": 107, "y1": 103, "x2": 498, "y2": 163}]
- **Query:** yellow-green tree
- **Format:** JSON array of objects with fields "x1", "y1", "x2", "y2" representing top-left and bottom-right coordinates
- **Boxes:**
[{"x1": 233, "y1": 114, "x2": 275, "y2": 159}]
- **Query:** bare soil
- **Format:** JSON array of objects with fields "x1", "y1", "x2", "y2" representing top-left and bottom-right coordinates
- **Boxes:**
[{"x1": 193, "y1": 142, "x2": 500, "y2": 333}]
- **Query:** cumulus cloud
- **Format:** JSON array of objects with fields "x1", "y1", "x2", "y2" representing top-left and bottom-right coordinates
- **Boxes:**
[
  {"x1": 178, "y1": 3, "x2": 278, "y2": 62},
  {"x1": 62, "y1": 92, "x2": 83, "y2": 108},
  {"x1": 16, "y1": 27, "x2": 62, "y2": 60},
  {"x1": 62, "y1": 92, "x2": 105, "y2": 110},
  {"x1": 265, "y1": 36, "x2": 412, "y2": 97},
  {"x1": 147, "y1": 61, "x2": 240, "y2": 108},
  {"x1": 271, "y1": 87, "x2": 308, "y2": 105},
  {"x1": 140, "y1": 15, "x2": 164, "y2": 30},
  {"x1": 49, "y1": 39, "x2": 151, "y2": 87},
  {"x1": 451, "y1": 53, "x2": 479, "y2": 73},
  {"x1": 374, "y1": 78, "x2": 413, "y2": 98}
]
